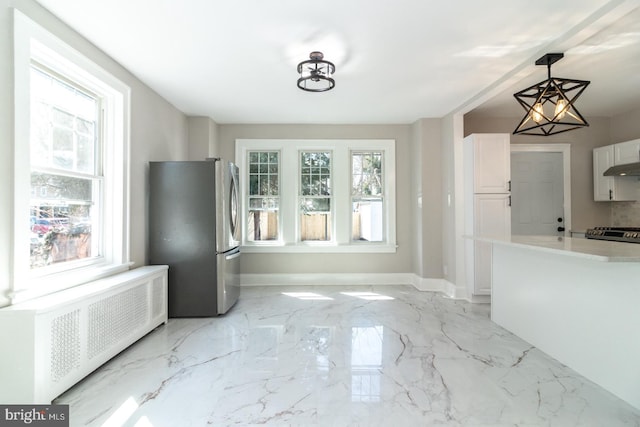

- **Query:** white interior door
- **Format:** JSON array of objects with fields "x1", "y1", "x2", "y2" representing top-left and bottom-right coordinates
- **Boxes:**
[{"x1": 511, "y1": 152, "x2": 564, "y2": 235}]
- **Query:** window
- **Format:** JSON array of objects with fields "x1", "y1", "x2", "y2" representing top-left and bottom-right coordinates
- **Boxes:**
[
  {"x1": 13, "y1": 11, "x2": 130, "y2": 303},
  {"x1": 351, "y1": 152, "x2": 383, "y2": 242},
  {"x1": 236, "y1": 139, "x2": 396, "y2": 253},
  {"x1": 248, "y1": 151, "x2": 279, "y2": 241},
  {"x1": 29, "y1": 65, "x2": 101, "y2": 269},
  {"x1": 300, "y1": 151, "x2": 332, "y2": 241}
]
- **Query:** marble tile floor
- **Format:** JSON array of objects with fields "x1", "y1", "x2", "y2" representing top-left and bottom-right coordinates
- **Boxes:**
[{"x1": 55, "y1": 286, "x2": 640, "y2": 426}]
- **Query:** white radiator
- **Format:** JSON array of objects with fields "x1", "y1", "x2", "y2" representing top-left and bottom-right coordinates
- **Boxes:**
[{"x1": 0, "y1": 265, "x2": 168, "y2": 404}]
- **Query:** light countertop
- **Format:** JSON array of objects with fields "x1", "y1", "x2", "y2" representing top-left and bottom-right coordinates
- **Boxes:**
[{"x1": 469, "y1": 235, "x2": 640, "y2": 262}]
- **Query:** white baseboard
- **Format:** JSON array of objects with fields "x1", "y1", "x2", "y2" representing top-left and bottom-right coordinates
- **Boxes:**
[
  {"x1": 410, "y1": 276, "x2": 470, "y2": 300},
  {"x1": 240, "y1": 273, "x2": 413, "y2": 287},
  {"x1": 240, "y1": 273, "x2": 471, "y2": 300}
]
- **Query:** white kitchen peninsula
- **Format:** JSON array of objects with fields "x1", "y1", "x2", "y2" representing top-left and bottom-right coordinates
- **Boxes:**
[{"x1": 475, "y1": 235, "x2": 640, "y2": 410}]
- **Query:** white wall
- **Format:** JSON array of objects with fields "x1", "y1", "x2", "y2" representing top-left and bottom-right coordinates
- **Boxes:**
[
  {"x1": 440, "y1": 113, "x2": 464, "y2": 288},
  {"x1": 611, "y1": 107, "x2": 640, "y2": 144},
  {"x1": 411, "y1": 119, "x2": 443, "y2": 278},
  {"x1": 0, "y1": 0, "x2": 189, "y2": 306},
  {"x1": 187, "y1": 116, "x2": 219, "y2": 160},
  {"x1": 410, "y1": 121, "x2": 423, "y2": 276}
]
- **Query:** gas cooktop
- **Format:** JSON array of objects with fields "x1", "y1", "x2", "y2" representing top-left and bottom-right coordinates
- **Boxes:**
[{"x1": 585, "y1": 227, "x2": 640, "y2": 244}]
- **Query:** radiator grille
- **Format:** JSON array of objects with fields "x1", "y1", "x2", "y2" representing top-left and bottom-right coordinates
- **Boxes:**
[
  {"x1": 151, "y1": 276, "x2": 164, "y2": 319},
  {"x1": 0, "y1": 267, "x2": 167, "y2": 404},
  {"x1": 50, "y1": 310, "x2": 81, "y2": 383},
  {"x1": 87, "y1": 285, "x2": 149, "y2": 359}
]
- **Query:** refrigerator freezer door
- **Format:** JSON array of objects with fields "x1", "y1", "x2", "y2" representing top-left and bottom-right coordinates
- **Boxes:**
[
  {"x1": 149, "y1": 161, "x2": 219, "y2": 317},
  {"x1": 217, "y1": 246, "x2": 241, "y2": 314}
]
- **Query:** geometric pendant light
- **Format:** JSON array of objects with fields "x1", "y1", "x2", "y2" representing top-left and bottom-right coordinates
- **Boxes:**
[{"x1": 513, "y1": 53, "x2": 590, "y2": 136}]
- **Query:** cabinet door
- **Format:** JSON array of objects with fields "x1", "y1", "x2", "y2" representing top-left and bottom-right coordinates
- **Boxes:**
[
  {"x1": 593, "y1": 146, "x2": 614, "y2": 201},
  {"x1": 473, "y1": 194, "x2": 511, "y2": 295},
  {"x1": 472, "y1": 134, "x2": 511, "y2": 193},
  {"x1": 614, "y1": 139, "x2": 640, "y2": 165},
  {"x1": 593, "y1": 145, "x2": 637, "y2": 201}
]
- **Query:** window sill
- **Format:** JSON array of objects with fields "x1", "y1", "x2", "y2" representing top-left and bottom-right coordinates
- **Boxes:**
[
  {"x1": 240, "y1": 244, "x2": 398, "y2": 254},
  {"x1": 10, "y1": 261, "x2": 134, "y2": 305}
]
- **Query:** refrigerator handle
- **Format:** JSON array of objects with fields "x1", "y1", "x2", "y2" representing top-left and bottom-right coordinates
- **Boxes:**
[{"x1": 225, "y1": 249, "x2": 241, "y2": 260}]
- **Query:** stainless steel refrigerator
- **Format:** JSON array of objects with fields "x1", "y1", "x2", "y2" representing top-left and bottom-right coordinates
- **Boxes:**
[{"x1": 149, "y1": 159, "x2": 240, "y2": 317}]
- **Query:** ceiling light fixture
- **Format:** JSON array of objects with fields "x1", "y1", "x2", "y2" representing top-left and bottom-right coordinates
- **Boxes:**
[
  {"x1": 513, "y1": 53, "x2": 590, "y2": 136},
  {"x1": 297, "y1": 51, "x2": 335, "y2": 92}
]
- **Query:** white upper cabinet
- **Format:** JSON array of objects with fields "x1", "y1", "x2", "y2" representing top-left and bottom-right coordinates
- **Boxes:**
[
  {"x1": 614, "y1": 138, "x2": 640, "y2": 164},
  {"x1": 467, "y1": 133, "x2": 511, "y2": 193},
  {"x1": 593, "y1": 140, "x2": 639, "y2": 202},
  {"x1": 593, "y1": 145, "x2": 616, "y2": 201}
]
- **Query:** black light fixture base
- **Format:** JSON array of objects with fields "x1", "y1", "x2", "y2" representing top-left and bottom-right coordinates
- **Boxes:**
[{"x1": 535, "y1": 53, "x2": 564, "y2": 67}]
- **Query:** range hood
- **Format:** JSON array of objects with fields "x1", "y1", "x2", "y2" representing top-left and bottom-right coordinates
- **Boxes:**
[{"x1": 604, "y1": 162, "x2": 640, "y2": 176}]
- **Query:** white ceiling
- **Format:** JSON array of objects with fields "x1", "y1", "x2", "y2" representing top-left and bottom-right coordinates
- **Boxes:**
[{"x1": 34, "y1": 0, "x2": 640, "y2": 124}]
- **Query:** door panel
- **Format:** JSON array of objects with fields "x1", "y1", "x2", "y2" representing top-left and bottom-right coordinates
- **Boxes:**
[
  {"x1": 473, "y1": 194, "x2": 510, "y2": 295},
  {"x1": 511, "y1": 152, "x2": 564, "y2": 235}
]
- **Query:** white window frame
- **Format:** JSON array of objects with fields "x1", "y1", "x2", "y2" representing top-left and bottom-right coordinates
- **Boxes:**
[
  {"x1": 351, "y1": 150, "x2": 386, "y2": 243},
  {"x1": 236, "y1": 139, "x2": 396, "y2": 253},
  {"x1": 246, "y1": 150, "x2": 282, "y2": 243},
  {"x1": 298, "y1": 149, "x2": 334, "y2": 244},
  {"x1": 12, "y1": 10, "x2": 131, "y2": 304}
]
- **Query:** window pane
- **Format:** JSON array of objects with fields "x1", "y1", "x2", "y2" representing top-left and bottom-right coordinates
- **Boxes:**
[
  {"x1": 30, "y1": 172, "x2": 97, "y2": 269},
  {"x1": 300, "y1": 212, "x2": 331, "y2": 241},
  {"x1": 352, "y1": 152, "x2": 383, "y2": 196},
  {"x1": 300, "y1": 197, "x2": 331, "y2": 241},
  {"x1": 249, "y1": 175, "x2": 259, "y2": 195},
  {"x1": 300, "y1": 197, "x2": 330, "y2": 213},
  {"x1": 31, "y1": 172, "x2": 93, "y2": 200},
  {"x1": 248, "y1": 197, "x2": 278, "y2": 241},
  {"x1": 77, "y1": 134, "x2": 94, "y2": 173},
  {"x1": 269, "y1": 175, "x2": 278, "y2": 195},
  {"x1": 52, "y1": 127, "x2": 74, "y2": 169},
  {"x1": 30, "y1": 67, "x2": 99, "y2": 174},
  {"x1": 259, "y1": 175, "x2": 269, "y2": 195},
  {"x1": 352, "y1": 199, "x2": 383, "y2": 242},
  {"x1": 300, "y1": 151, "x2": 331, "y2": 196}
]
